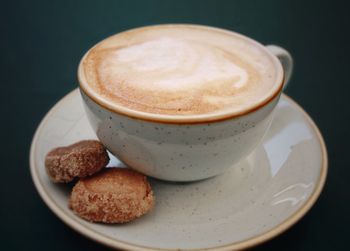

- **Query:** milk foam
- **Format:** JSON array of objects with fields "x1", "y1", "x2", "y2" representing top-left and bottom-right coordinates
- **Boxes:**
[
  {"x1": 111, "y1": 37, "x2": 248, "y2": 91},
  {"x1": 82, "y1": 25, "x2": 279, "y2": 115}
]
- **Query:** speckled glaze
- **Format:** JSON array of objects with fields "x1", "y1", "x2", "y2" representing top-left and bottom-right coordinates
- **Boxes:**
[
  {"x1": 29, "y1": 89, "x2": 327, "y2": 250},
  {"x1": 81, "y1": 90, "x2": 280, "y2": 181}
]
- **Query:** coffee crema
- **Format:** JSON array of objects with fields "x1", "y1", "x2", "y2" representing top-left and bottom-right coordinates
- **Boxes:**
[{"x1": 81, "y1": 25, "x2": 280, "y2": 116}]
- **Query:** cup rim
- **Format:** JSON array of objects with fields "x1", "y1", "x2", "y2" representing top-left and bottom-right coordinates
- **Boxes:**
[{"x1": 78, "y1": 24, "x2": 284, "y2": 124}]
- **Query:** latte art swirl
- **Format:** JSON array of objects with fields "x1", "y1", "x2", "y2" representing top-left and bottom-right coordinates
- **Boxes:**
[
  {"x1": 82, "y1": 25, "x2": 279, "y2": 115},
  {"x1": 110, "y1": 38, "x2": 248, "y2": 91}
]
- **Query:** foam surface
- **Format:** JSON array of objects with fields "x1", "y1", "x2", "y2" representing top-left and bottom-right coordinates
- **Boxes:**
[{"x1": 82, "y1": 25, "x2": 279, "y2": 115}]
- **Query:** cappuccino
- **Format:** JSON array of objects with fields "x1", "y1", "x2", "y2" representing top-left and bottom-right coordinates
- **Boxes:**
[{"x1": 81, "y1": 25, "x2": 280, "y2": 116}]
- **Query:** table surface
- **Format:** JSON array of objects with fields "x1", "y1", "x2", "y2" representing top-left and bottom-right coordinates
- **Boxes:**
[{"x1": 1, "y1": 0, "x2": 348, "y2": 250}]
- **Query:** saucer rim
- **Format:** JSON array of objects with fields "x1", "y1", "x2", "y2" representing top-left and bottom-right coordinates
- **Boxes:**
[{"x1": 29, "y1": 89, "x2": 328, "y2": 251}]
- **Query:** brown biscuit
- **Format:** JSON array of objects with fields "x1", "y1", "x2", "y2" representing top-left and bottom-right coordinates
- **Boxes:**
[
  {"x1": 45, "y1": 140, "x2": 109, "y2": 183},
  {"x1": 69, "y1": 168, "x2": 155, "y2": 223}
]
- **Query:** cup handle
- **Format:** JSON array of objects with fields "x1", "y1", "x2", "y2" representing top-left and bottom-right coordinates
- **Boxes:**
[{"x1": 266, "y1": 45, "x2": 293, "y2": 90}]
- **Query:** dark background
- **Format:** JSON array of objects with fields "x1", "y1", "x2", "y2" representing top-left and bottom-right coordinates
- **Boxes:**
[{"x1": 1, "y1": 0, "x2": 348, "y2": 250}]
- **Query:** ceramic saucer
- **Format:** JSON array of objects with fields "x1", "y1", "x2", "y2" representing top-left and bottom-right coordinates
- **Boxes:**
[{"x1": 30, "y1": 89, "x2": 327, "y2": 251}]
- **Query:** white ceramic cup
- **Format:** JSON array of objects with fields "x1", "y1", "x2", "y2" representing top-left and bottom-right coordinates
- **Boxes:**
[{"x1": 78, "y1": 25, "x2": 293, "y2": 182}]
